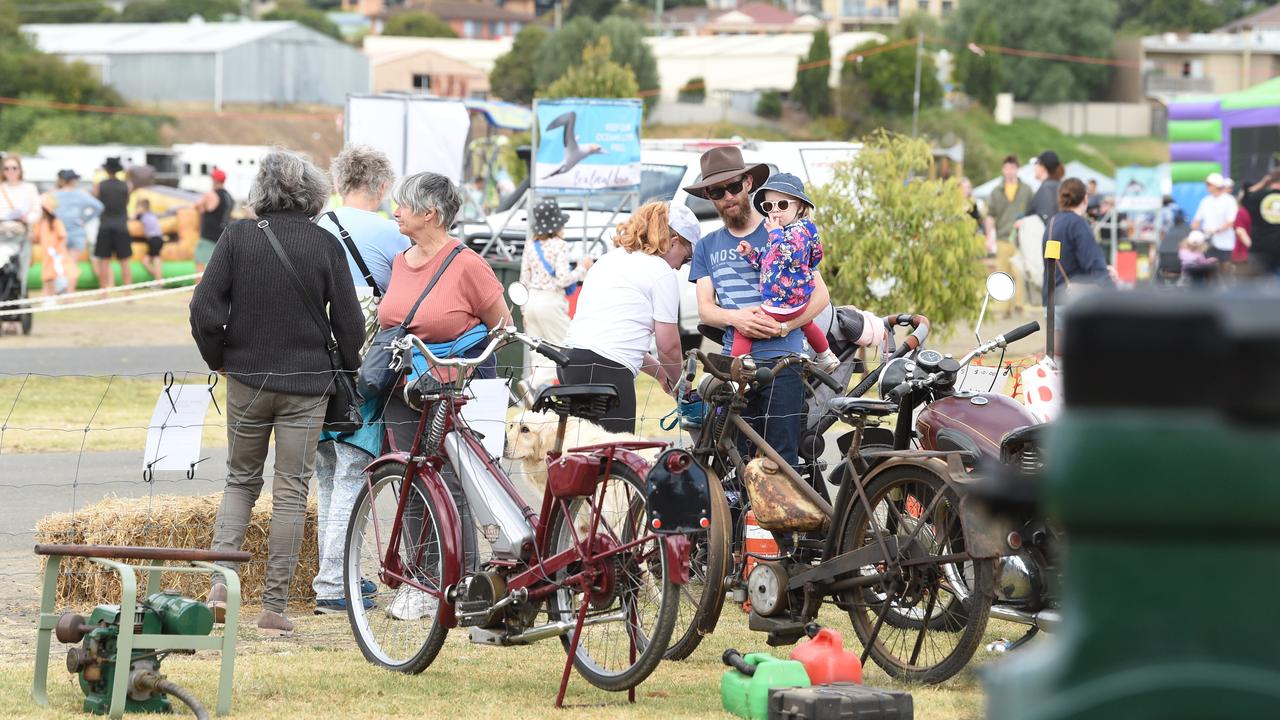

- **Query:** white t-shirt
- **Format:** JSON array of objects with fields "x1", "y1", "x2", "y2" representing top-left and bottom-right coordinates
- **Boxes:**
[
  {"x1": 1193, "y1": 192, "x2": 1239, "y2": 251},
  {"x1": 564, "y1": 247, "x2": 678, "y2": 375}
]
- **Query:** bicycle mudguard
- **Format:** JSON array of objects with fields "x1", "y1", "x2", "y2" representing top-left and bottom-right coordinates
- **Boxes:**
[
  {"x1": 645, "y1": 449, "x2": 712, "y2": 534},
  {"x1": 851, "y1": 454, "x2": 1006, "y2": 560},
  {"x1": 363, "y1": 453, "x2": 466, "y2": 629}
]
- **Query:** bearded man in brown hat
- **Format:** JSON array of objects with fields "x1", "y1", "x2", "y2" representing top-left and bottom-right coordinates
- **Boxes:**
[{"x1": 684, "y1": 146, "x2": 832, "y2": 474}]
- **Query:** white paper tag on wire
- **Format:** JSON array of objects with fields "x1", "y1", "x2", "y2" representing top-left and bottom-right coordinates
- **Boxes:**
[
  {"x1": 461, "y1": 378, "x2": 510, "y2": 460},
  {"x1": 143, "y1": 383, "x2": 213, "y2": 473}
]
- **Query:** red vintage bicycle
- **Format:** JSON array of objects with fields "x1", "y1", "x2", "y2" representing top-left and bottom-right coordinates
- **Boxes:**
[{"x1": 342, "y1": 325, "x2": 702, "y2": 705}]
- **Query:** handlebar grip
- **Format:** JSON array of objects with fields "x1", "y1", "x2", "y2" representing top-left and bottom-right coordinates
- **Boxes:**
[
  {"x1": 808, "y1": 363, "x2": 843, "y2": 392},
  {"x1": 887, "y1": 381, "x2": 912, "y2": 404},
  {"x1": 1001, "y1": 321, "x2": 1041, "y2": 346},
  {"x1": 684, "y1": 352, "x2": 698, "y2": 383},
  {"x1": 536, "y1": 342, "x2": 571, "y2": 368}
]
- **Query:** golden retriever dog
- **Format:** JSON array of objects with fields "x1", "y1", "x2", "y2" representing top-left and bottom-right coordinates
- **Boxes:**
[{"x1": 504, "y1": 410, "x2": 659, "y2": 537}]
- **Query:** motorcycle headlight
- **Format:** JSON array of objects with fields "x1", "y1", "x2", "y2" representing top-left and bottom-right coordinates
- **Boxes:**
[{"x1": 877, "y1": 358, "x2": 916, "y2": 400}]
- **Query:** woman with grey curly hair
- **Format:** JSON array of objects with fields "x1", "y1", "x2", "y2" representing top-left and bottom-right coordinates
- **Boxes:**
[
  {"x1": 190, "y1": 148, "x2": 365, "y2": 637},
  {"x1": 372, "y1": 171, "x2": 510, "y2": 620}
]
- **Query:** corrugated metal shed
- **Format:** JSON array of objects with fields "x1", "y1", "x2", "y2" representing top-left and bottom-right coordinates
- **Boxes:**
[{"x1": 20, "y1": 21, "x2": 369, "y2": 108}]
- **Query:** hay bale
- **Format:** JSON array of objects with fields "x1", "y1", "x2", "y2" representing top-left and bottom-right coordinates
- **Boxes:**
[{"x1": 35, "y1": 493, "x2": 319, "y2": 609}]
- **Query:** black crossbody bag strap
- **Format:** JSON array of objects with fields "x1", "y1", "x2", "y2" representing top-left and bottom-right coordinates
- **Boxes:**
[
  {"x1": 325, "y1": 211, "x2": 381, "y2": 296},
  {"x1": 259, "y1": 220, "x2": 341, "y2": 364},
  {"x1": 399, "y1": 243, "x2": 465, "y2": 331}
]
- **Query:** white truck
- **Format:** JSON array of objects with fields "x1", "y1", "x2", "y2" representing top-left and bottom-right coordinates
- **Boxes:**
[{"x1": 461, "y1": 139, "x2": 860, "y2": 348}]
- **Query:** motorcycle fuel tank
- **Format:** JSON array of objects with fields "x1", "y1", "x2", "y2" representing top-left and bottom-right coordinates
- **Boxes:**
[{"x1": 916, "y1": 393, "x2": 1038, "y2": 460}]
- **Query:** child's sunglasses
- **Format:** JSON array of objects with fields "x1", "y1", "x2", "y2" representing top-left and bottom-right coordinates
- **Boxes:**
[
  {"x1": 758, "y1": 199, "x2": 793, "y2": 213},
  {"x1": 705, "y1": 179, "x2": 745, "y2": 200}
]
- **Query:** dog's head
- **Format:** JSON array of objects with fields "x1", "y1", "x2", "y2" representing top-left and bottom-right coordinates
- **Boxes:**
[{"x1": 504, "y1": 411, "x2": 560, "y2": 462}]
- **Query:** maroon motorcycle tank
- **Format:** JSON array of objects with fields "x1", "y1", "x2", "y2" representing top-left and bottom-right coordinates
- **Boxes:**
[{"x1": 916, "y1": 393, "x2": 1038, "y2": 459}]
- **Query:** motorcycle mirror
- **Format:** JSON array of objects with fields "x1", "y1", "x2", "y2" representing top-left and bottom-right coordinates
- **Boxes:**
[
  {"x1": 986, "y1": 272, "x2": 1016, "y2": 302},
  {"x1": 507, "y1": 281, "x2": 530, "y2": 307}
]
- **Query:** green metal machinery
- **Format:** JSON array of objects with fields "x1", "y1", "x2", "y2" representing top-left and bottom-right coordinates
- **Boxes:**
[
  {"x1": 58, "y1": 591, "x2": 214, "y2": 716},
  {"x1": 985, "y1": 290, "x2": 1280, "y2": 719}
]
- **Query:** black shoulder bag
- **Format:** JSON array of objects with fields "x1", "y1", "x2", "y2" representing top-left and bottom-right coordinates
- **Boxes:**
[
  {"x1": 325, "y1": 211, "x2": 381, "y2": 295},
  {"x1": 356, "y1": 243, "x2": 465, "y2": 400},
  {"x1": 259, "y1": 219, "x2": 362, "y2": 434}
]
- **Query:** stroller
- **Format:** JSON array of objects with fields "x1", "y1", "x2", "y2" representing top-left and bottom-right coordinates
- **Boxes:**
[{"x1": 0, "y1": 220, "x2": 32, "y2": 335}]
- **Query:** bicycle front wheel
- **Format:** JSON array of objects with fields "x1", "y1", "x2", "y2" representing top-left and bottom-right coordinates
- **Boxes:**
[
  {"x1": 545, "y1": 462, "x2": 679, "y2": 692},
  {"x1": 835, "y1": 464, "x2": 994, "y2": 683},
  {"x1": 345, "y1": 462, "x2": 451, "y2": 674}
]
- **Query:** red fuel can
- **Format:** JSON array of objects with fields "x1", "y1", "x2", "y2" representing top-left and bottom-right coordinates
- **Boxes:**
[{"x1": 790, "y1": 624, "x2": 862, "y2": 686}]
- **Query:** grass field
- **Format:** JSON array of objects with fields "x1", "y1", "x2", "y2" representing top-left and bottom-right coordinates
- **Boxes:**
[{"x1": 1, "y1": 601, "x2": 1023, "y2": 719}]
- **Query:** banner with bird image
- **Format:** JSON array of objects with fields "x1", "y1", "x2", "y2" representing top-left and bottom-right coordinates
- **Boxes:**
[{"x1": 532, "y1": 98, "x2": 642, "y2": 193}]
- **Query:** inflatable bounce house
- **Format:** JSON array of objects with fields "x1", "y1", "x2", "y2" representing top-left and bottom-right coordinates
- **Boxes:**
[{"x1": 1167, "y1": 76, "x2": 1280, "y2": 215}]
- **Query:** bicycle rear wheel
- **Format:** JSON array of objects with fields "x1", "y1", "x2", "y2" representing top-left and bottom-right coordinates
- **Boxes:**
[
  {"x1": 545, "y1": 462, "x2": 679, "y2": 691},
  {"x1": 664, "y1": 471, "x2": 731, "y2": 660},
  {"x1": 345, "y1": 462, "x2": 451, "y2": 674},
  {"x1": 835, "y1": 464, "x2": 994, "y2": 684}
]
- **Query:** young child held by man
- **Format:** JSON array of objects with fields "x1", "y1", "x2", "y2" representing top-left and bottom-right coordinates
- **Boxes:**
[{"x1": 734, "y1": 173, "x2": 838, "y2": 371}]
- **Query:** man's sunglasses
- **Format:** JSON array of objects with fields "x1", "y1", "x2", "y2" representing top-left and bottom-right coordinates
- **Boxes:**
[
  {"x1": 705, "y1": 179, "x2": 745, "y2": 200},
  {"x1": 758, "y1": 199, "x2": 793, "y2": 213}
]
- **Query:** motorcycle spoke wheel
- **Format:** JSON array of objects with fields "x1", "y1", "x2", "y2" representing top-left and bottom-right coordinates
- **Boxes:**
[
  {"x1": 837, "y1": 465, "x2": 994, "y2": 684},
  {"x1": 345, "y1": 463, "x2": 450, "y2": 674},
  {"x1": 546, "y1": 464, "x2": 679, "y2": 692}
]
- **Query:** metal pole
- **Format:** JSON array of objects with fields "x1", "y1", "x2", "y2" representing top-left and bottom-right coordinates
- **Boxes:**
[
  {"x1": 655, "y1": 0, "x2": 664, "y2": 35},
  {"x1": 911, "y1": 34, "x2": 923, "y2": 138}
]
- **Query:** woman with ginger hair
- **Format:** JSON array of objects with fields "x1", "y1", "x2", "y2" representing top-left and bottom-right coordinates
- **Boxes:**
[{"x1": 559, "y1": 201, "x2": 701, "y2": 433}]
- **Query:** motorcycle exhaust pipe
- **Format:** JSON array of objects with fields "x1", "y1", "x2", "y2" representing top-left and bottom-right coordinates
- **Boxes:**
[
  {"x1": 990, "y1": 605, "x2": 1062, "y2": 632},
  {"x1": 505, "y1": 610, "x2": 628, "y2": 645}
]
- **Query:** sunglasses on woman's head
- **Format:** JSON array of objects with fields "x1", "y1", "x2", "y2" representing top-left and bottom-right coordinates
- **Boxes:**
[
  {"x1": 705, "y1": 179, "x2": 745, "y2": 201},
  {"x1": 758, "y1": 199, "x2": 793, "y2": 213}
]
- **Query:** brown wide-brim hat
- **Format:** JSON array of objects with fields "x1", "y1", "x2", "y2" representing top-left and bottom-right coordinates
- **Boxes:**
[{"x1": 682, "y1": 146, "x2": 770, "y2": 198}]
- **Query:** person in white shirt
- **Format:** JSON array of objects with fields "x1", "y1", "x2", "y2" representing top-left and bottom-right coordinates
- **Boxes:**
[
  {"x1": 560, "y1": 202, "x2": 700, "y2": 433},
  {"x1": 1192, "y1": 172, "x2": 1239, "y2": 263}
]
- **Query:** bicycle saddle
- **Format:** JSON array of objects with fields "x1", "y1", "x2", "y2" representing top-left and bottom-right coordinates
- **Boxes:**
[
  {"x1": 533, "y1": 384, "x2": 620, "y2": 421},
  {"x1": 827, "y1": 397, "x2": 898, "y2": 418}
]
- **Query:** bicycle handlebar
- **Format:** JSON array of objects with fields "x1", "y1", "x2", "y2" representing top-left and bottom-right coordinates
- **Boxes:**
[{"x1": 393, "y1": 326, "x2": 569, "y2": 373}]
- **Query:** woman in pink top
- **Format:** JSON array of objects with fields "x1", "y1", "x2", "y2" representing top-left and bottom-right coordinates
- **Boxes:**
[{"x1": 375, "y1": 173, "x2": 508, "y2": 612}]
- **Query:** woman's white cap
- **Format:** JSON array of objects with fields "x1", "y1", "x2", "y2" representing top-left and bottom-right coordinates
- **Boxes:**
[{"x1": 668, "y1": 202, "x2": 701, "y2": 247}]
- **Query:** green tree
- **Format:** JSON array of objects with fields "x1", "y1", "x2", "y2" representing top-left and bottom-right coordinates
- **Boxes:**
[
  {"x1": 534, "y1": 17, "x2": 659, "y2": 108},
  {"x1": 889, "y1": 10, "x2": 940, "y2": 41},
  {"x1": 542, "y1": 36, "x2": 639, "y2": 100},
  {"x1": 1117, "y1": 0, "x2": 1222, "y2": 32},
  {"x1": 839, "y1": 39, "x2": 941, "y2": 118},
  {"x1": 0, "y1": 100, "x2": 162, "y2": 152},
  {"x1": 945, "y1": 0, "x2": 1116, "y2": 103},
  {"x1": 119, "y1": 0, "x2": 240, "y2": 22},
  {"x1": 792, "y1": 28, "x2": 832, "y2": 118},
  {"x1": 17, "y1": 0, "x2": 116, "y2": 23},
  {"x1": 813, "y1": 131, "x2": 984, "y2": 330},
  {"x1": 264, "y1": 1, "x2": 342, "y2": 39},
  {"x1": 756, "y1": 90, "x2": 782, "y2": 119},
  {"x1": 954, "y1": 6, "x2": 1003, "y2": 110},
  {"x1": 677, "y1": 77, "x2": 706, "y2": 103},
  {"x1": 383, "y1": 10, "x2": 457, "y2": 37},
  {"x1": 490, "y1": 25, "x2": 549, "y2": 104},
  {"x1": 566, "y1": 0, "x2": 620, "y2": 22}
]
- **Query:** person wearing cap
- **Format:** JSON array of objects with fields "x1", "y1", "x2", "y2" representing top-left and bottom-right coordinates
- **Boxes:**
[
  {"x1": 733, "y1": 172, "x2": 839, "y2": 372},
  {"x1": 194, "y1": 167, "x2": 235, "y2": 277},
  {"x1": 34, "y1": 193, "x2": 74, "y2": 297},
  {"x1": 92, "y1": 157, "x2": 133, "y2": 292},
  {"x1": 519, "y1": 197, "x2": 594, "y2": 388},
  {"x1": 1025, "y1": 150, "x2": 1064, "y2": 225},
  {"x1": 1191, "y1": 172, "x2": 1238, "y2": 263},
  {"x1": 53, "y1": 169, "x2": 103, "y2": 261},
  {"x1": 684, "y1": 146, "x2": 832, "y2": 471},
  {"x1": 560, "y1": 201, "x2": 698, "y2": 433}
]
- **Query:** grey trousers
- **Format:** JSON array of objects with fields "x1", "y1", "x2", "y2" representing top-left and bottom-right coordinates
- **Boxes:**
[{"x1": 211, "y1": 376, "x2": 326, "y2": 613}]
